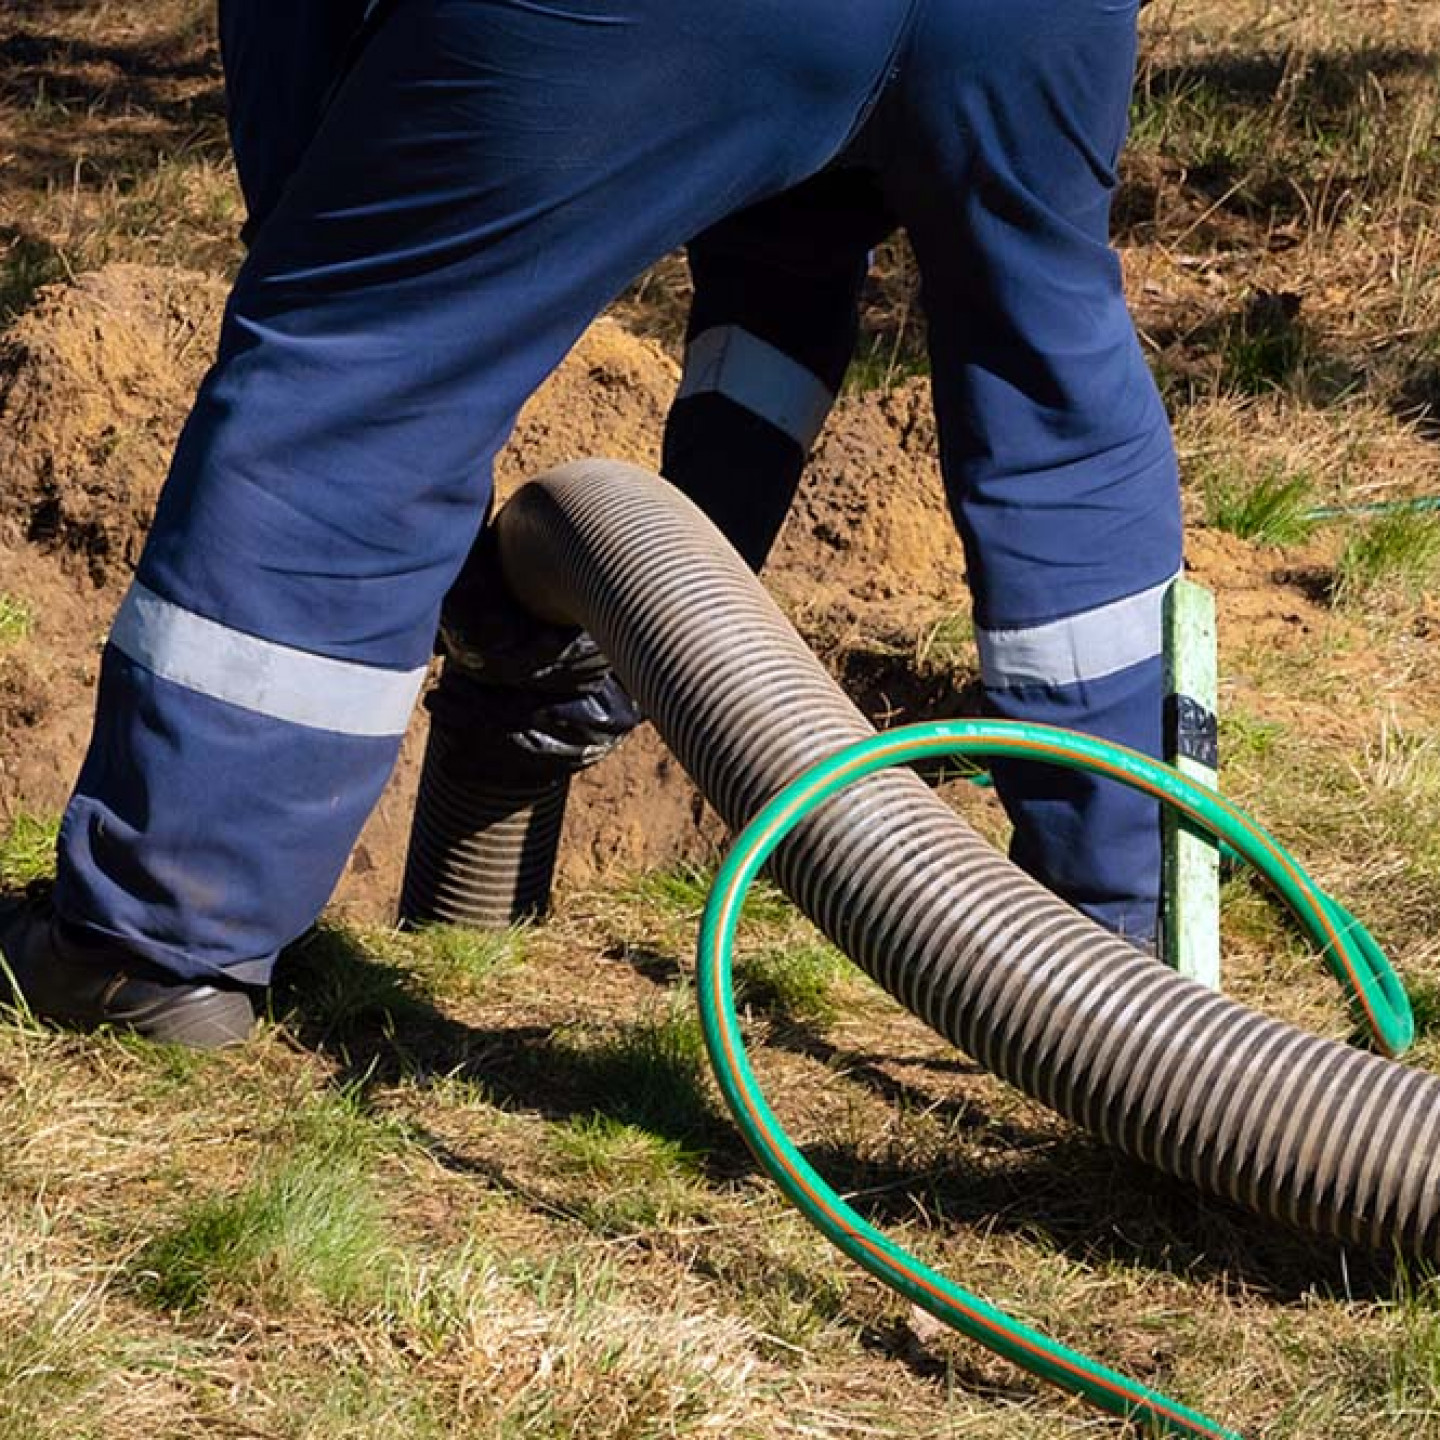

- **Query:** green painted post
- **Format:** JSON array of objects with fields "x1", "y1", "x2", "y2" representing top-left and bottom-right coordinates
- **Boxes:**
[{"x1": 1162, "y1": 579, "x2": 1221, "y2": 989}]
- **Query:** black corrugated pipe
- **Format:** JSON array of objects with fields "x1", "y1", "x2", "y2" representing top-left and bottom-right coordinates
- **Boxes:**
[
  {"x1": 494, "y1": 458, "x2": 1440, "y2": 1258},
  {"x1": 398, "y1": 720, "x2": 568, "y2": 929}
]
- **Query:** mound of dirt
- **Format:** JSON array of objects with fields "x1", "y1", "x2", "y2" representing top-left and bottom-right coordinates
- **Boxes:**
[
  {"x1": 0, "y1": 265, "x2": 228, "y2": 585},
  {"x1": 0, "y1": 263, "x2": 974, "y2": 921},
  {"x1": 0, "y1": 261, "x2": 966, "y2": 613},
  {"x1": 775, "y1": 379, "x2": 964, "y2": 600},
  {"x1": 499, "y1": 320, "x2": 676, "y2": 491}
]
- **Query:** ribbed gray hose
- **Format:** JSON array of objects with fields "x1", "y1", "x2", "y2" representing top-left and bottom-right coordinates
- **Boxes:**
[
  {"x1": 496, "y1": 459, "x2": 1440, "y2": 1257},
  {"x1": 399, "y1": 723, "x2": 569, "y2": 928}
]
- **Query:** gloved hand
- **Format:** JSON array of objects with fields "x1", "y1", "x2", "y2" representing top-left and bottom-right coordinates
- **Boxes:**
[
  {"x1": 428, "y1": 522, "x2": 642, "y2": 785},
  {"x1": 425, "y1": 656, "x2": 640, "y2": 785}
]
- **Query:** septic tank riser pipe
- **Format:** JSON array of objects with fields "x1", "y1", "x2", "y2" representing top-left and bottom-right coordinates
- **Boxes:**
[{"x1": 495, "y1": 459, "x2": 1440, "y2": 1258}]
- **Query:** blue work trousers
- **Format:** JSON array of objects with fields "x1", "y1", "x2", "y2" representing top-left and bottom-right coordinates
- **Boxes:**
[{"x1": 55, "y1": 0, "x2": 1179, "y2": 983}]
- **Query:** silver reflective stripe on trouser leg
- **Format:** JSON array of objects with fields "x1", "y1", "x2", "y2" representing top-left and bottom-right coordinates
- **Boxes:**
[
  {"x1": 109, "y1": 582, "x2": 427, "y2": 737},
  {"x1": 676, "y1": 325, "x2": 836, "y2": 450},
  {"x1": 975, "y1": 576, "x2": 1177, "y2": 691}
]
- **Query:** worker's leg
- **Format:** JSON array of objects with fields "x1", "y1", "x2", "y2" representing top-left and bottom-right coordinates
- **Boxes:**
[
  {"x1": 51, "y1": 0, "x2": 918, "y2": 986},
  {"x1": 662, "y1": 170, "x2": 893, "y2": 569},
  {"x1": 216, "y1": 0, "x2": 374, "y2": 236},
  {"x1": 880, "y1": 0, "x2": 1181, "y2": 942}
]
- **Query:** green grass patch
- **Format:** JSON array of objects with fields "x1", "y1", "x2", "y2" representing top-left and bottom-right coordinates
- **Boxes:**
[
  {"x1": 0, "y1": 1273, "x2": 112, "y2": 1439},
  {"x1": 0, "y1": 596, "x2": 34, "y2": 647},
  {"x1": 0, "y1": 235, "x2": 68, "y2": 326},
  {"x1": 1333, "y1": 510, "x2": 1440, "y2": 609},
  {"x1": 550, "y1": 1112, "x2": 702, "y2": 1181},
  {"x1": 286, "y1": 1081, "x2": 416, "y2": 1160},
  {"x1": 0, "y1": 813, "x2": 59, "y2": 889},
  {"x1": 131, "y1": 1153, "x2": 393, "y2": 1314},
  {"x1": 276, "y1": 924, "x2": 430, "y2": 1041},
  {"x1": 402, "y1": 922, "x2": 528, "y2": 1000},
  {"x1": 1212, "y1": 293, "x2": 1323, "y2": 399},
  {"x1": 735, "y1": 938, "x2": 851, "y2": 1026},
  {"x1": 619, "y1": 864, "x2": 795, "y2": 935},
  {"x1": 1219, "y1": 709, "x2": 1289, "y2": 766},
  {"x1": 1202, "y1": 463, "x2": 1319, "y2": 545},
  {"x1": 913, "y1": 611, "x2": 975, "y2": 675},
  {"x1": 844, "y1": 335, "x2": 930, "y2": 395},
  {"x1": 548, "y1": 1114, "x2": 707, "y2": 1232},
  {"x1": 624, "y1": 863, "x2": 714, "y2": 918},
  {"x1": 553, "y1": 1002, "x2": 716, "y2": 1143}
]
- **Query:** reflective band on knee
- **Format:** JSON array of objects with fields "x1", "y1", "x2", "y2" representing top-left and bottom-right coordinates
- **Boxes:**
[
  {"x1": 109, "y1": 583, "x2": 426, "y2": 737},
  {"x1": 676, "y1": 325, "x2": 835, "y2": 450},
  {"x1": 977, "y1": 576, "x2": 1176, "y2": 690}
]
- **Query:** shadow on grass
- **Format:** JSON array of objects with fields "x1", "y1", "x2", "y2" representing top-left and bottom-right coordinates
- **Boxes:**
[
  {"x1": 272, "y1": 926, "x2": 742, "y2": 1162},
  {"x1": 0, "y1": 227, "x2": 68, "y2": 323},
  {"x1": 1395, "y1": 358, "x2": 1440, "y2": 441},
  {"x1": 759, "y1": 1010, "x2": 1413, "y2": 1304},
  {"x1": 274, "y1": 925, "x2": 1421, "y2": 1310},
  {"x1": 0, "y1": 2, "x2": 219, "y2": 113},
  {"x1": 1137, "y1": 45, "x2": 1437, "y2": 121},
  {"x1": 1120, "y1": 44, "x2": 1440, "y2": 238},
  {"x1": 803, "y1": 1128, "x2": 1409, "y2": 1306},
  {"x1": 1148, "y1": 289, "x2": 1366, "y2": 409},
  {"x1": 0, "y1": 2, "x2": 226, "y2": 193}
]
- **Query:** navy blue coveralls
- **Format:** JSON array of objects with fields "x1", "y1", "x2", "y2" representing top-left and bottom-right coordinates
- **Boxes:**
[{"x1": 52, "y1": 0, "x2": 1181, "y2": 986}]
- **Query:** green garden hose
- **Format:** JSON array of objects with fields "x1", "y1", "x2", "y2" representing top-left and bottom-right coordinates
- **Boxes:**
[
  {"x1": 1305, "y1": 496, "x2": 1440, "y2": 521},
  {"x1": 698, "y1": 718, "x2": 1415, "y2": 1439}
]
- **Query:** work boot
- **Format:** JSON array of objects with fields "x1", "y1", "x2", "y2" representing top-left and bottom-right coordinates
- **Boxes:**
[{"x1": 0, "y1": 890, "x2": 256, "y2": 1049}]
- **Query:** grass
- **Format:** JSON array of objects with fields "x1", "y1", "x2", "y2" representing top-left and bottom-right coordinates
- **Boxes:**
[
  {"x1": 275, "y1": 924, "x2": 430, "y2": 1041},
  {"x1": 0, "y1": 596, "x2": 35, "y2": 647},
  {"x1": 0, "y1": 812, "x2": 59, "y2": 888},
  {"x1": 547, "y1": 1114, "x2": 708, "y2": 1233},
  {"x1": 551, "y1": 1000, "x2": 717, "y2": 1143},
  {"x1": 1201, "y1": 462, "x2": 1319, "y2": 544},
  {"x1": 0, "y1": 234, "x2": 69, "y2": 327},
  {"x1": 131, "y1": 1153, "x2": 392, "y2": 1313},
  {"x1": 735, "y1": 937, "x2": 852, "y2": 1025},
  {"x1": 6, "y1": 1, "x2": 1440, "y2": 1436},
  {"x1": 1333, "y1": 510, "x2": 1440, "y2": 609},
  {"x1": 400, "y1": 921, "x2": 529, "y2": 999},
  {"x1": 845, "y1": 334, "x2": 931, "y2": 395},
  {"x1": 914, "y1": 611, "x2": 976, "y2": 676},
  {"x1": 128, "y1": 1085, "x2": 409, "y2": 1315},
  {"x1": 1218, "y1": 708, "x2": 1288, "y2": 765},
  {"x1": 1219, "y1": 292, "x2": 1316, "y2": 397}
]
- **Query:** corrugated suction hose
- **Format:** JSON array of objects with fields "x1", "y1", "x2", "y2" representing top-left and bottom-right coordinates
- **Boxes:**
[
  {"x1": 399, "y1": 723, "x2": 568, "y2": 929},
  {"x1": 495, "y1": 458, "x2": 1440, "y2": 1260}
]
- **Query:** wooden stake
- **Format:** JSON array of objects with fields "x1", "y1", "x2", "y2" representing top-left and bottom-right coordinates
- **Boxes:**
[{"x1": 1162, "y1": 579, "x2": 1221, "y2": 989}]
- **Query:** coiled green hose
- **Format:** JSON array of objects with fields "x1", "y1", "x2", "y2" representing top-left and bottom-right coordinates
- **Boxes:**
[{"x1": 697, "y1": 717, "x2": 1414, "y2": 1439}]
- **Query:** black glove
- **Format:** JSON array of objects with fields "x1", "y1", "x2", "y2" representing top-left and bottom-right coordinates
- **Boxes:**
[{"x1": 429, "y1": 523, "x2": 641, "y2": 785}]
